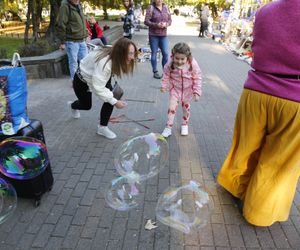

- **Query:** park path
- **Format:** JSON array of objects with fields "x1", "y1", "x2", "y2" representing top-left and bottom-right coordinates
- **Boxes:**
[{"x1": 0, "y1": 18, "x2": 299, "y2": 250}]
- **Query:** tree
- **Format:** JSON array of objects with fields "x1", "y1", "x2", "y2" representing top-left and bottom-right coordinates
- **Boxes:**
[{"x1": 46, "y1": 0, "x2": 61, "y2": 42}]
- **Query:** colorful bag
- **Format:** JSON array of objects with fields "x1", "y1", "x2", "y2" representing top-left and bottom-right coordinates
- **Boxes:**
[{"x1": 0, "y1": 53, "x2": 30, "y2": 135}]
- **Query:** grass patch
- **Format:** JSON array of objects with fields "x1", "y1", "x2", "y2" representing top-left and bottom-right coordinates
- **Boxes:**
[{"x1": 0, "y1": 37, "x2": 24, "y2": 59}]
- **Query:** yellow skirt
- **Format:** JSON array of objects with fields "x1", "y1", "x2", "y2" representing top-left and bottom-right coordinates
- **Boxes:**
[{"x1": 217, "y1": 89, "x2": 300, "y2": 226}]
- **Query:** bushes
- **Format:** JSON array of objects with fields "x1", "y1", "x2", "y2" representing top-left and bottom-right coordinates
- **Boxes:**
[
  {"x1": 18, "y1": 39, "x2": 58, "y2": 57},
  {"x1": 0, "y1": 48, "x2": 8, "y2": 59}
]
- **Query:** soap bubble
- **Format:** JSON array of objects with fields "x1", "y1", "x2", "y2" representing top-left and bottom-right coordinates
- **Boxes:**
[
  {"x1": 0, "y1": 137, "x2": 49, "y2": 180},
  {"x1": 0, "y1": 178, "x2": 17, "y2": 224},
  {"x1": 156, "y1": 181, "x2": 214, "y2": 234},
  {"x1": 105, "y1": 173, "x2": 143, "y2": 211},
  {"x1": 114, "y1": 133, "x2": 168, "y2": 181}
]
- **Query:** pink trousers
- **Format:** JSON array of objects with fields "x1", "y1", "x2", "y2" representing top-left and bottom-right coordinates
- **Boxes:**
[{"x1": 166, "y1": 97, "x2": 191, "y2": 128}]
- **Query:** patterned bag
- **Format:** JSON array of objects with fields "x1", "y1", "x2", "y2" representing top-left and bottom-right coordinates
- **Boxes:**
[{"x1": 0, "y1": 53, "x2": 30, "y2": 136}]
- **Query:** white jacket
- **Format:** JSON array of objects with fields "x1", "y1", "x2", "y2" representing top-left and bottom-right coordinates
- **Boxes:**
[{"x1": 80, "y1": 50, "x2": 118, "y2": 105}]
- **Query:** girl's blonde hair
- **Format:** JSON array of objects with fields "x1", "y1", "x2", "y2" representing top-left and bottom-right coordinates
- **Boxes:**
[
  {"x1": 95, "y1": 37, "x2": 138, "y2": 77},
  {"x1": 171, "y1": 42, "x2": 193, "y2": 70}
]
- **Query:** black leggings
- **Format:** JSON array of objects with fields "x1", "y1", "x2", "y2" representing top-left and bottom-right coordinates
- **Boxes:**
[{"x1": 72, "y1": 72, "x2": 114, "y2": 126}]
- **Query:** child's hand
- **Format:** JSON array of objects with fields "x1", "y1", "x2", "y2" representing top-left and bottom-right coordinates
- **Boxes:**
[
  {"x1": 160, "y1": 87, "x2": 167, "y2": 93},
  {"x1": 193, "y1": 94, "x2": 200, "y2": 102}
]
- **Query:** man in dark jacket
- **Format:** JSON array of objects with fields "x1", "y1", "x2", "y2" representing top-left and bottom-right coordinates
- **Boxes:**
[{"x1": 56, "y1": 0, "x2": 88, "y2": 80}]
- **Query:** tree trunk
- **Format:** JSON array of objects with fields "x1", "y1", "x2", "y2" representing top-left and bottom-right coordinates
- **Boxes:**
[
  {"x1": 32, "y1": 0, "x2": 38, "y2": 42},
  {"x1": 36, "y1": 0, "x2": 42, "y2": 30},
  {"x1": 103, "y1": 1, "x2": 108, "y2": 20},
  {"x1": 24, "y1": 0, "x2": 34, "y2": 44},
  {"x1": 46, "y1": 0, "x2": 61, "y2": 43}
]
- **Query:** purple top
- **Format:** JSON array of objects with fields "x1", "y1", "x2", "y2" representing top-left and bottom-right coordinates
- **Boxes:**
[
  {"x1": 244, "y1": 0, "x2": 300, "y2": 103},
  {"x1": 144, "y1": 3, "x2": 172, "y2": 36}
]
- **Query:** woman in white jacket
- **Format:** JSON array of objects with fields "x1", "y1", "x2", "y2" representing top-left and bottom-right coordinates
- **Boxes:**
[{"x1": 68, "y1": 38, "x2": 138, "y2": 139}]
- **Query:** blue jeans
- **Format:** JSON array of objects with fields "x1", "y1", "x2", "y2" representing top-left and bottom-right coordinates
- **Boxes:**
[
  {"x1": 65, "y1": 41, "x2": 88, "y2": 80},
  {"x1": 149, "y1": 35, "x2": 169, "y2": 73}
]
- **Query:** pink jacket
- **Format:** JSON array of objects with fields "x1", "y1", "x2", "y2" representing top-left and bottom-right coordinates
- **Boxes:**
[{"x1": 161, "y1": 58, "x2": 202, "y2": 101}]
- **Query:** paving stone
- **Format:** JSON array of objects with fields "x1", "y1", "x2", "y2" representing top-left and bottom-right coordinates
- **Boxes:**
[
  {"x1": 91, "y1": 228, "x2": 110, "y2": 249},
  {"x1": 80, "y1": 189, "x2": 97, "y2": 206},
  {"x1": 52, "y1": 215, "x2": 72, "y2": 237},
  {"x1": 73, "y1": 162, "x2": 87, "y2": 175},
  {"x1": 240, "y1": 224, "x2": 260, "y2": 248},
  {"x1": 73, "y1": 181, "x2": 89, "y2": 197},
  {"x1": 45, "y1": 204, "x2": 64, "y2": 224},
  {"x1": 255, "y1": 227, "x2": 275, "y2": 248},
  {"x1": 110, "y1": 217, "x2": 127, "y2": 240},
  {"x1": 122, "y1": 229, "x2": 139, "y2": 250},
  {"x1": 212, "y1": 223, "x2": 230, "y2": 247},
  {"x1": 26, "y1": 212, "x2": 48, "y2": 234},
  {"x1": 0, "y1": 31, "x2": 298, "y2": 250},
  {"x1": 225, "y1": 224, "x2": 244, "y2": 248},
  {"x1": 76, "y1": 238, "x2": 93, "y2": 250},
  {"x1": 72, "y1": 205, "x2": 90, "y2": 225},
  {"x1": 61, "y1": 225, "x2": 82, "y2": 249},
  {"x1": 16, "y1": 233, "x2": 35, "y2": 250},
  {"x1": 44, "y1": 237, "x2": 64, "y2": 250},
  {"x1": 31, "y1": 224, "x2": 55, "y2": 248},
  {"x1": 81, "y1": 216, "x2": 100, "y2": 239},
  {"x1": 56, "y1": 187, "x2": 72, "y2": 205},
  {"x1": 281, "y1": 224, "x2": 300, "y2": 249},
  {"x1": 269, "y1": 223, "x2": 291, "y2": 248},
  {"x1": 65, "y1": 174, "x2": 81, "y2": 188},
  {"x1": 80, "y1": 169, "x2": 94, "y2": 182},
  {"x1": 107, "y1": 239, "x2": 123, "y2": 250}
]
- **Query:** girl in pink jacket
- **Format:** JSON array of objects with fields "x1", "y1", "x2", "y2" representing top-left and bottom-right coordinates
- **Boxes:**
[{"x1": 161, "y1": 42, "x2": 202, "y2": 137}]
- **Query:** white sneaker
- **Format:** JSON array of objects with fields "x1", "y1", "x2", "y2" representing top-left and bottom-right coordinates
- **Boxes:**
[
  {"x1": 67, "y1": 101, "x2": 80, "y2": 119},
  {"x1": 181, "y1": 125, "x2": 188, "y2": 136},
  {"x1": 97, "y1": 125, "x2": 117, "y2": 139},
  {"x1": 161, "y1": 127, "x2": 172, "y2": 138}
]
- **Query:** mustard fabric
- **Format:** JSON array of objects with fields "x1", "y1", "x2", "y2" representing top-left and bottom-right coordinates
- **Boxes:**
[{"x1": 218, "y1": 89, "x2": 300, "y2": 226}]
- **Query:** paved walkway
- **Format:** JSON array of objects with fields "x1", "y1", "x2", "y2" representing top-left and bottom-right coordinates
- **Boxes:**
[{"x1": 0, "y1": 30, "x2": 300, "y2": 250}]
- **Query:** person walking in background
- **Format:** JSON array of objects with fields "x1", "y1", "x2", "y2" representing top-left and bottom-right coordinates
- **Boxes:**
[
  {"x1": 122, "y1": 0, "x2": 135, "y2": 39},
  {"x1": 144, "y1": 0, "x2": 172, "y2": 79},
  {"x1": 160, "y1": 42, "x2": 202, "y2": 138},
  {"x1": 217, "y1": 0, "x2": 300, "y2": 226},
  {"x1": 85, "y1": 16, "x2": 108, "y2": 46},
  {"x1": 56, "y1": 0, "x2": 88, "y2": 81},
  {"x1": 199, "y1": 3, "x2": 209, "y2": 37},
  {"x1": 67, "y1": 38, "x2": 138, "y2": 139}
]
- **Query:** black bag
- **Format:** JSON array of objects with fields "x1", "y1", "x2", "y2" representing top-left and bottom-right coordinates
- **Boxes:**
[
  {"x1": 112, "y1": 82, "x2": 124, "y2": 100},
  {"x1": 0, "y1": 119, "x2": 54, "y2": 206}
]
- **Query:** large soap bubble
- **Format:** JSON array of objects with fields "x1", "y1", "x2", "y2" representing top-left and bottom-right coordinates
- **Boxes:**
[
  {"x1": 114, "y1": 133, "x2": 168, "y2": 181},
  {"x1": 156, "y1": 181, "x2": 214, "y2": 234},
  {"x1": 0, "y1": 137, "x2": 49, "y2": 180},
  {"x1": 0, "y1": 178, "x2": 17, "y2": 224},
  {"x1": 105, "y1": 173, "x2": 143, "y2": 211}
]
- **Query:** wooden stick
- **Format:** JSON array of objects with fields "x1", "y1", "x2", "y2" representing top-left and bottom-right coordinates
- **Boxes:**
[{"x1": 125, "y1": 98, "x2": 155, "y2": 103}]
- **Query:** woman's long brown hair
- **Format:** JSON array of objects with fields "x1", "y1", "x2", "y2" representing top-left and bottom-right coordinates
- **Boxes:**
[{"x1": 95, "y1": 38, "x2": 138, "y2": 78}]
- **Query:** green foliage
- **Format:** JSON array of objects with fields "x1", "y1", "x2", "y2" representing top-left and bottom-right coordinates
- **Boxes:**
[
  {"x1": 0, "y1": 48, "x2": 8, "y2": 59},
  {"x1": 0, "y1": 37, "x2": 23, "y2": 59},
  {"x1": 18, "y1": 39, "x2": 57, "y2": 57}
]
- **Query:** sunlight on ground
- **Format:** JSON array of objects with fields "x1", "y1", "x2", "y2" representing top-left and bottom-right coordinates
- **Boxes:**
[
  {"x1": 206, "y1": 74, "x2": 230, "y2": 93},
  {"x1": 193, "y1": 43, "x2": 228, "y2": 55},
  {"x1": 168, "y1": 15, "x2": 199, "y2": 36}
]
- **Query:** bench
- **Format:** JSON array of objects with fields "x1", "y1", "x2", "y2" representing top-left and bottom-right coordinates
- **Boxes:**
[{"x1": 21, "y1": 24, "x2": 123, "y2": 79}]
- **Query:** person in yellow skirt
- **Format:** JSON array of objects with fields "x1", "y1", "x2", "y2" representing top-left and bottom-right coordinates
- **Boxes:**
[{"x1": 217, "y1": 0, "x2": 300, "y2": 227}]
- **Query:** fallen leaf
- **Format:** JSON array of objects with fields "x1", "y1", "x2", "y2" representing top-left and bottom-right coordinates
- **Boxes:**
[{"x1": 145, "y1": 219, "x2": 158, "y2": 230}]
